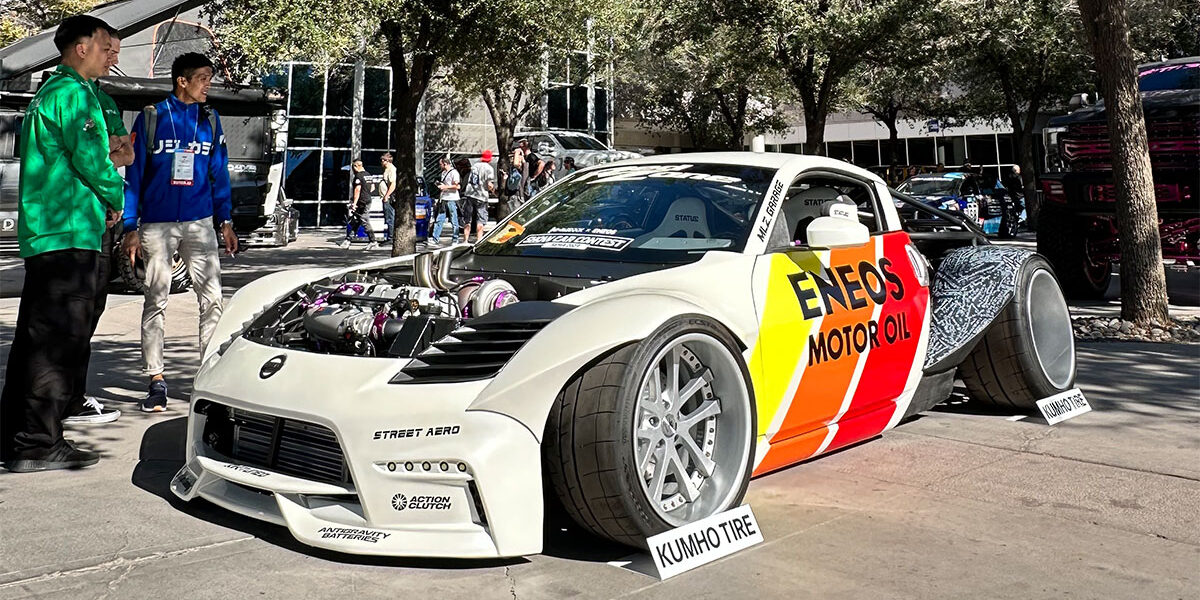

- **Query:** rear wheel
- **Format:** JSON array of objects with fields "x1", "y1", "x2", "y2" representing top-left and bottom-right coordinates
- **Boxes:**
[
  {"x1": 544, "y1": 316, "x2": 756, "y2": 548},
  {"x1": 961, "y1": 255, "x2": 1076, "y2": 409},
  {"x1": 1037, "y1": 205, "x2": 1110, "y2": 299}
]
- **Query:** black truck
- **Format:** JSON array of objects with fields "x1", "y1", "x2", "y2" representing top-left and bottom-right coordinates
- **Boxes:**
[
  {"x1": 0, "y1": 77, "x2": 294, "y2": 291},
  {"x1": 1038, "y1": 57, "x2": 1199, "y2": 299}
]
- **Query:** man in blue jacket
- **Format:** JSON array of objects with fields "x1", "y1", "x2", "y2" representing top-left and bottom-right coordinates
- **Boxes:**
[{"x1": 120, "y1": 52, "x2": 237, "y2": 413}]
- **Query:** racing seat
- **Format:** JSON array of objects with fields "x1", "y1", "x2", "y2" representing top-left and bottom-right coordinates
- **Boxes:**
[
  {"x1": 780, "y1": 186, "x2": 856, "y2": 245},
  {"x1": 642, "y1": 196, "x2": 711, "y2": 239}
]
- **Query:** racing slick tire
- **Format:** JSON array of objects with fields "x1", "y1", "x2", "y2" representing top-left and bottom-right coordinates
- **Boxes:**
[
  {"x1": 960, "y1": 255, "x2": 1076, "y2": 410},
  {"x1": 115, "y1": 243, "x2": 193, "y2": 294},
  {"x1": 543, "y1": 316, "x2": 756, "y2": 548},
  {"x1": 1037, "y1": 204, "x2": 1110, "y2": 299}
]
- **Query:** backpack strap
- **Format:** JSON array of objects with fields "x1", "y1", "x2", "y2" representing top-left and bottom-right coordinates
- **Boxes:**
[{"x1": 143, "y1": 105, "x2": 157, "y2": 149}]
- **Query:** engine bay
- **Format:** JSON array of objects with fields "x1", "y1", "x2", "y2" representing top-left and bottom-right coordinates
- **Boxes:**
[{"x1": 242, "y1": 249, "x2": 529, "y2": 358}]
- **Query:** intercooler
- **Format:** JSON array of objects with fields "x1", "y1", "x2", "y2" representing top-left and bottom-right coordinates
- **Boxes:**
[{"x1": 199, "y1": 401, "x2": 351, "y2": 486}]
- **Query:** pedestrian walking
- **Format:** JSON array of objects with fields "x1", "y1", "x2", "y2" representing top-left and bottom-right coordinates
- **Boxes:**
[
  {"x1": 1, "y1": 15, "x2": 125, "y2": 472},
  {"x1": 379, "y1": 153, "x2": 397, "y2": 240},
  {"x1": 121, "y1": 52, "x2": 236, "y2": 413},
  {"x1": 561, "y1": 156, "x2": 578, "y2": 176},
  {"x1": 63, "y1": 25, "x2": 132, "y2": 425},
  {"x1": 429, "y1": 156, "x2": 460, "y2": 246},
  {"x1": 463, "y1": 150, "x2": 495, "y2": 242},
  {"x1": 340, "y1": 158, "x2": 378, "y2": 250},
  {"x1": 518, "y1": 139, "x2": 545, "y2": 197}
]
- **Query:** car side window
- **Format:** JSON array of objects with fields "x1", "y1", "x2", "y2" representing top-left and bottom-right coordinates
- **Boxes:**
[{"x1": 769, "y1": 174, "x2": 883, "y2": 247}]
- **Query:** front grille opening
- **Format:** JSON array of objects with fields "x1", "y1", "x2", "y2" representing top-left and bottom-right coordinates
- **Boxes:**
[{"x1": 197, "y1": 400, "x2": 351, "y2": 486}]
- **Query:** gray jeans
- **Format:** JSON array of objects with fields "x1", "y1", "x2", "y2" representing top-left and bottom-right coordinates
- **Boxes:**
[{"x1": 139, "y1": 220, "x2": 223, "y2": 376}]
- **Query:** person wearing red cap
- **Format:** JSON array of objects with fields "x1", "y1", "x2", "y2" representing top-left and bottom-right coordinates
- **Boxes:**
[{"x1": 463, "y1": 150, "x2": 495, "y2": 242}]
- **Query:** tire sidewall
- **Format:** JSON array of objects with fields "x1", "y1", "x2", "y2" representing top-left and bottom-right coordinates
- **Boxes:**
[
  {"x1": 1010, "y1": 255, "x2": 1077, "y2": 397},
  {"x1": 610, "y1": 314, "x2": 757, "y2": 539}
]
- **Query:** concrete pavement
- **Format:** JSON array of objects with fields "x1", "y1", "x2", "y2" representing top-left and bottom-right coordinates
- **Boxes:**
[{"x1": 0, "y1": 233, "x2": 1197, "y2": 599}]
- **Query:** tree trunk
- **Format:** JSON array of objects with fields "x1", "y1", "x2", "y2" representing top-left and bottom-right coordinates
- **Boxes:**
[
  {"x1": 482, "y1": 90, "x2": 516, "y2": 220},
  {"x1": 1016, "y1": 131, "x2": 1039, "y2": 223},
  {"x1": 803, "y1": 113, "x2": 826, "y2": 155},
  {"x1": 886, "y1": 120, "x2": 899, "y2": 169},
  {"x1": 384, "y1": 27, "x2": 432, "y2": 257},
  {"x1": 1078, "y1": 0, "x2": 1169, "y2": 324}
]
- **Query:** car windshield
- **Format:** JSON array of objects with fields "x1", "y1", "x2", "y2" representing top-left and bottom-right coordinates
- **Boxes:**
[
  {"x1": 473, "y1": 163, "x2": 776, "y2": 263},
  {"x1": 1138, "y1": 63, "x2": 1200, "y2": 91},
  {"x1": 554, "y1": 134, "x2": 609, "y2": 150},
  {"x1": 898, "y1": 178, "x2": 959, "y2": 196}
]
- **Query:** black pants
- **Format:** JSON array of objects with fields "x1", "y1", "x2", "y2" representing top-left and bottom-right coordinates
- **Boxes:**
[
  {"x1": 346, "y1": 203, "x2": 376, "y2": 240},
  {"x1": 1, "y1": 249, "x2": 102, "y2": 460},
  {"x1": 65, "y1": 227, "x2": 113, "y2": 414}
]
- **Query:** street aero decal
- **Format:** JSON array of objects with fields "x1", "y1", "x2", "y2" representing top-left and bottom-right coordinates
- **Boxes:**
[{"x1": 749, "y1": 232, "x2": 929, "y2": 476}]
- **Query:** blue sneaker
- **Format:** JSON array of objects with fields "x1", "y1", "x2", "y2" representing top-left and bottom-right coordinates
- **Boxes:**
[{"x1": 140, "y1": 380, "x2": 169, "y2": 413}]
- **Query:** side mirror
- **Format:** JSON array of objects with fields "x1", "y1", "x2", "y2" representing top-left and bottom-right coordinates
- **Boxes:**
[{"x1": 806, "y1": 216, "x2": 870, "y2": 249}]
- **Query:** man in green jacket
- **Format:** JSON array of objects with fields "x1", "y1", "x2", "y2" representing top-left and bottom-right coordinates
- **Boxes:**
[
  {"x1": 0, "y1": 15, "x2": 126, "y2": 473},
  {"x1": 60, "y1": 28, "x2": 132, "y2": 426}
]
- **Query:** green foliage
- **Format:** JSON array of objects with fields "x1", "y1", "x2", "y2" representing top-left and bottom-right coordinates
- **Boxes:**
[
  {"x1": 1, "y1": 0, "x2": 104, "y2": 46},
  {"x1": 1128, "y1": 0, "x2": 1200, "y2": 61},
  {"x1": 617, "y1": 0, "x2": 791, "y2": 149},
  {"x1": 941, "y1": 0, "x2": 1091, "y2": 129}
]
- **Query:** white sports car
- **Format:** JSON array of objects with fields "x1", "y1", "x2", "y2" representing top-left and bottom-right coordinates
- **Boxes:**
[{"x1": 171, "y1": 153, "x2": 1076, "y2": 558}]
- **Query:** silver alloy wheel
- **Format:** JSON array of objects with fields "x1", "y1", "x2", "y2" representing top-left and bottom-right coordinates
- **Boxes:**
[
  {"x1": 633, "y1": 333, "x2": 752, "y2": 527},
  {"x1": 1026, "y1": 269, "x2": 1075, "y2": 389}
]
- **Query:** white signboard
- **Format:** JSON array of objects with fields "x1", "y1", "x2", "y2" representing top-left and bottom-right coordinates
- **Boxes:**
[
  {"x1": 1036, "y1": 388, "x2": 1092, "y2": 425},
  {"x1": 646, "y1": 504, "x2": 764, "y2": 580}
]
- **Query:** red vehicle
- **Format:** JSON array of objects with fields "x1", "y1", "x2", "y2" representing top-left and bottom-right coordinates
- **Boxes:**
[{"x1": 1038, "y1": 57, "x2": 1199, "y2": 298}]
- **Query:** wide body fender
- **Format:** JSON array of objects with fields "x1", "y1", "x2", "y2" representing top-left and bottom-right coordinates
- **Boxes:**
[
  {"x1": 468, "y1": 293, "x2": 746, "y2": 443},
  {"x1": 924, "y1": 245, "x2": 1038, "y2": 372}
]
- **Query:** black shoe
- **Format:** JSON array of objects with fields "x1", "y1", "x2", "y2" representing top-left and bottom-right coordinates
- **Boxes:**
[
  {"x1": 4, "y1": 440, "x2": 100, "y2": 473},
  {"x1": 63, "y1": 396, "x2": 121, "y2": 425},
  {"x1": 140, "y1": 380, "x2": 169, "y2": 413}
]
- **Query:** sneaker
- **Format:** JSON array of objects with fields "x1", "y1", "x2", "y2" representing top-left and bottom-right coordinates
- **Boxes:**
[
  {"x1": 339, "y1": 239, "x2": 352, "y2": 250},
  {"x1": 364, "y1": 241, "x2": 379, "y2": 251},
  {"x1": 426, "y1": 238, "x2": 441, "y2": 247},
  {"x1": 4, "y1": 439, "x2": 100, "y2": 473},
  {"x1": 140, "y1": 380, "x2": 169, "y2": 413},
  {"x1": 63, "y1": 396, "x2": 121, "y2": 425}
]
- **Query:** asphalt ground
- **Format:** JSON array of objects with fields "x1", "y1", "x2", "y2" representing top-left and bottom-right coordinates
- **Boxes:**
[{"x1": 0, "y1": 232, "x2": 1198, "y2": 599}]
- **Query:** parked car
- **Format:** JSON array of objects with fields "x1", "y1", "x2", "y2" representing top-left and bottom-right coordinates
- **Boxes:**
[
  {"x1": 168, "y1": 153, "x2": 1075, "y2": 558},
  {"x1": 896, "y1": 172, "x2": 1022, "y2": 238},
  {"x1": 512, "y1": 130, "x2": 641, "y2": 168}
]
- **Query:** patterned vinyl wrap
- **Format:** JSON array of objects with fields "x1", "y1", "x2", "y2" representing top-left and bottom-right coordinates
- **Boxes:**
[{"x1": 923, "y1": 245, "x2": 1036, "y2": 368}]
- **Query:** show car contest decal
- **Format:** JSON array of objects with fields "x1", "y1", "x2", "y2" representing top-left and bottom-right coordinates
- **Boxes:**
[
  {"x1": 749, "y1": 232, "x2": 930, "y2": 476},
  {"x1": 517, "y1": 227, "x2": 633, "y2": 251}
]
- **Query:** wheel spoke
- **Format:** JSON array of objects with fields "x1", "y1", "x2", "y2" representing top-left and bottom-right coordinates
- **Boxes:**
[
  {"x1": 677, "y1": 368, "x2": 713, "y2": 405},
  {"x1": 648, "y1": 446, "x2": 669, "y2": 500},
  {"x1": 679, "y1": 398, "x2": 721, "y2": 432},
  {"x1": 667, "y1": 446, "x2": 701, "y2": 502},
  {"x1": 638, "y1": 437, "x2": 659, "y2": 475},
  {"x1": 668, "y1": 346, "x2": 682, "y2": 408},
  {"x1": 678, "y1": 433, "x2": 715, "y2": 477}
]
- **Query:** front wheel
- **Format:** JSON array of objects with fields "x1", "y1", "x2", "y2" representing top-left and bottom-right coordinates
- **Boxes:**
[{"x1": 543, "y1": 316, "x2": 756, "y2": 548}]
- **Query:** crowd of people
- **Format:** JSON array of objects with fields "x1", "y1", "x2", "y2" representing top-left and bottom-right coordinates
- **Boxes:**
[
  {"x1": 347, "y1": 138, "x2": 582, "y2": 247},
  {"x1": 2, "y1": 16, "x2": 235, "y2": 473}
]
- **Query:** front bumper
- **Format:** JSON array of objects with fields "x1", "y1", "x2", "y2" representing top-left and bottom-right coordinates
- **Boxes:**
[{"x1": 171, "y1": 337, "x2": 544, "y2": 558}]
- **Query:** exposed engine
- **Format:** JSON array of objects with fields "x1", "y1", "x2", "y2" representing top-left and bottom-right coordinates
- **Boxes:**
[{"x1": 244, "y1": 249, "x2": 520, "y2": 357}]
